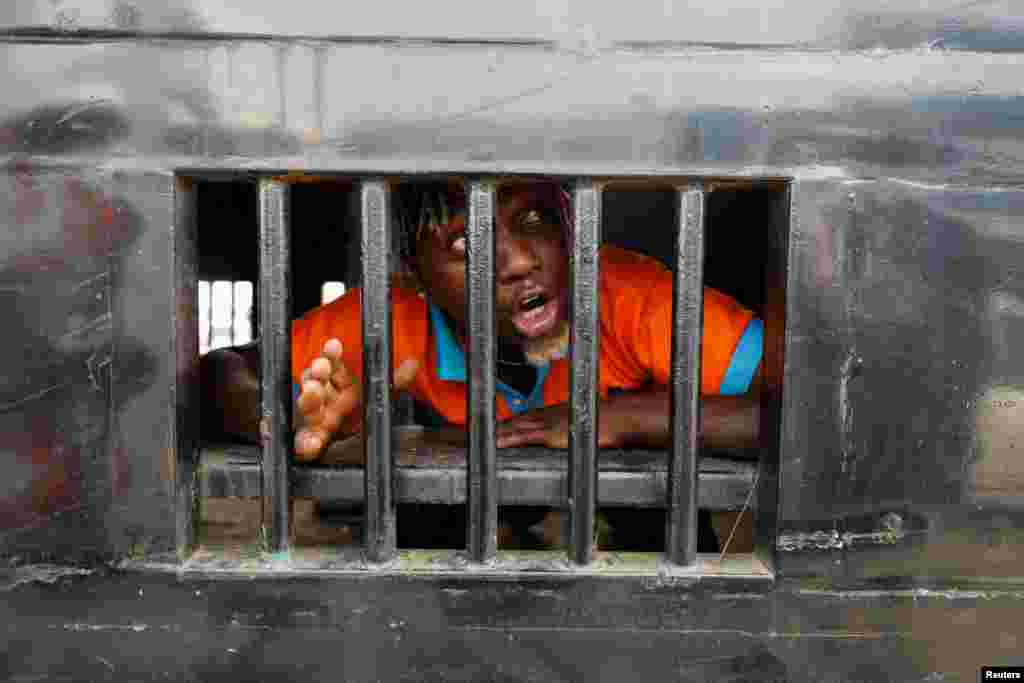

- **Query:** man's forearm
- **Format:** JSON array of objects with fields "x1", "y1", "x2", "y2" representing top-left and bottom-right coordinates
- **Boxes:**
[
  {"x1": 604, "y1": 388, "x2": 760, "y2": 453},
  {"x1": 199, "y1": 347, "x2": 262, "y2": 443}
]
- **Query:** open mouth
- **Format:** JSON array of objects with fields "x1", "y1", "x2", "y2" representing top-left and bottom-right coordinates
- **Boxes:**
[{"x1": 512, "y1": 290, "x2": 561, "y2": 338}]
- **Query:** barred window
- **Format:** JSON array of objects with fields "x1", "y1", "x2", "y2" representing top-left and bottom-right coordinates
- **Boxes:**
[{"x1": 179, "y1": 173, "x2": 787, "y2": 577}]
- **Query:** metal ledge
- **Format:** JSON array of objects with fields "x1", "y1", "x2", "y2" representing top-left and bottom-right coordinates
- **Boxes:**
[
  {"x1": 174, "y1": 547, "x2": 772, "y2": 581},
  {"x1": 200, "y1": 428, "x2": 757, "y2": 510}
]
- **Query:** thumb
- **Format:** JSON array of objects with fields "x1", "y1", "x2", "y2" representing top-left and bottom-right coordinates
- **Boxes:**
[{"x1": 393, "y1": 358, "x2": 419, "y2": 391}]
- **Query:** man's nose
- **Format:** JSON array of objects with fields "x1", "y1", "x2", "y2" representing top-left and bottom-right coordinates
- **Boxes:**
[{"x1": 495, "y1": 234, "x2": 539, "y2": 283}]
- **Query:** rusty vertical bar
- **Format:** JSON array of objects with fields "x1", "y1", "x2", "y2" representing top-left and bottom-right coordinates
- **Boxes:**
[
  {"x1": 172, "y1": 176, "x2": 200, "y2": 558},
  {"x1": 569, "y1": 182, "x2": 601, "y2": 565},
  {"x1": 466, "y1": 181, "x2": 497, "y2": 562},
  {"x1": 665, "y1": 186, "x2": 706, "y2": 566},
  {"x1": 258, "y1": 178, "x2": 292, "y2": 554},
  {"x1": 361, "y1": 180, "x2": 396, "y2": 561}
]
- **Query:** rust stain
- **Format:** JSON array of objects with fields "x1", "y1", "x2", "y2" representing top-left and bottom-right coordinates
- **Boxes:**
[{"x1": 160, "y1": 446, "x2": 175, "y2": 483}]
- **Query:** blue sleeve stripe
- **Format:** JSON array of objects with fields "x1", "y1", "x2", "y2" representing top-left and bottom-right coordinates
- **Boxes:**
[
  {"x1": 719, "y1": 318, "x2": 763, "y2": 396},
  {"x1": 292, "y1": 382, "x2": 301, "y2": 402}
]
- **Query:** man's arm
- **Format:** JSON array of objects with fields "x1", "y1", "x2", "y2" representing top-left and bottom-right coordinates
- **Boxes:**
[
  {"x1": 199, "y1": 343, "x2": 261, "y2": 443},
  {"x1": 602, "y1": 365, "x2": 763, "y2": 451},
  {"x1": 494, "y1": 366, "x2": 762, "y2": 453},
  {"x1": 199, "y1": 338, "x2": 419, "y2": 462}
]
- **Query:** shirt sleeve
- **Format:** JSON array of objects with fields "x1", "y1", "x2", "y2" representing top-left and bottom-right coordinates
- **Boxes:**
[
  {"x1": 718, "y1": 318, "x2": 763, "y2": 395},
  {"x1": 638, "y1": 270, "x2": 761, "y2": 395}
]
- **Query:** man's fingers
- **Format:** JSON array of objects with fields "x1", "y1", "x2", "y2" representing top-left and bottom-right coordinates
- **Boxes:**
[
  {"x1": 296, "y1": 380, "x2": 324, "y2": 420},
  {"x1": 322, "y1": 339, "x2": 353, "y2": 391},
  {"x1": 295, "y1": 345, "x2": 417, "y2": 462},
  {"x1": 294, "y1": 427, "x2": 328, "y2": 462},
  {"x1": 322, "y1": 338, "x2": 343, "y2": 360},
  {"x1": 310, "y1": 357, "x2": 332, "y2": 382},
  {"x1": 393, "y1": 358, "x2": 419, "y2": 390}
]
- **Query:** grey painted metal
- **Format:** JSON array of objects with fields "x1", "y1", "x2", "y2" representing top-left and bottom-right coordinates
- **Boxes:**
[
  {"x1": 172, "y1": 176, "x2": 199, "y2": 557},
  {"x1": 257, "y1": 178, "x2": 291, "y2": 553},
  {"x1": 4, "y1": 10, "x2": 1024, "y2": 677},
  {"x1": 360, "y1": 180, "x2": 396, "y2": 561},
  {"x1": 665, "y1": 187, "x2": 706, "y2": 566},
  {"x1": 466, "y1": 181, "x2": 497, "y2": 562},
  {"x1": 3, "y1": 1, "x2": 1022, "y2": 53},
  {"x1": 568, "y1": 183, "x2": 601, "y2": 565},
  {"x1": 11, "y1": 567, "x2": 1024, "y2": 682},
  {"x1": 753, "y1": 185, "x2": 790, "y2": 558},
  {"x1": 199, "y1": 444, "x2": 756, "y2": 509}
]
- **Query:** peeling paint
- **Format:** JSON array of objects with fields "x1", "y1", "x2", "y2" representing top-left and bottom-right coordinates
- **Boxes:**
[
  {"x1": 59, "y1": 622, "x2": 148, "y2": 632},
  {"x1": 777, "y1": 524, "x2": 910, "y2": 552},
  {"x1": 0, "y1": 564, "x2": 94, "y2": 591}
]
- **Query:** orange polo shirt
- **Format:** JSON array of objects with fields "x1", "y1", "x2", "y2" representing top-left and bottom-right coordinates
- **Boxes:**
[{"x1": 292, "y1": 246, "x2": 761, "y2": 427}]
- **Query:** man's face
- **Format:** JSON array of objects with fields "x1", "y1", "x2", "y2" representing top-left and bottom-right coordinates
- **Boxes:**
[{"x1": 414, "y1": 183, "x2": 570, "y2": 349}]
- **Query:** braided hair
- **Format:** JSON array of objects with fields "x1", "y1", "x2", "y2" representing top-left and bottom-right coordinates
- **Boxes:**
[{"x1": 392, "y1": 180, "x2": 573, "y2": 284}]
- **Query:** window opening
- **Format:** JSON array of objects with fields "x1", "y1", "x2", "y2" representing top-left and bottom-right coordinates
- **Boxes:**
[
  {"x1": 198, "y1": 280, "x2": 254, "y2": 354},
  {"x1": 321, "y1": 281, "x2": 347, "y2": 305},
  {"x1": 184, "y1": 174, "x2": 787, "y2": 575}
]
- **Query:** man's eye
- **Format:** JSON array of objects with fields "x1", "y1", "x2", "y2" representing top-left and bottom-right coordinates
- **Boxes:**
[
  {"x1": 519, "y1": 208, "x2": 559, "y2": 234},
  {"x1": 521, "y1": 209, "x2": 544, "y2": 227},
  {"x1": 449, "y1": 235, "x2": 466, "y2": 254}
]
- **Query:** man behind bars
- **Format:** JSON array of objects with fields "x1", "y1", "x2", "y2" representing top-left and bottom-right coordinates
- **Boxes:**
[{"x1": 202, "y1": 179, "x2": 762, "y2": 550}]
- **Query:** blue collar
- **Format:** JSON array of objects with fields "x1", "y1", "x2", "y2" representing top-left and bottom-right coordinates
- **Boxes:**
[
  {"x1": 429, "y1": 301, "x2": 468, "y2": 382},
  {"x1": 428, "y1": 301, "x2": 550, "y2": 414}
]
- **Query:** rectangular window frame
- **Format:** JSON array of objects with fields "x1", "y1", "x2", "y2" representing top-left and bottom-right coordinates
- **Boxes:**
[{"x1": 175, "y1": 170, "x2": 789, "y2": 579}]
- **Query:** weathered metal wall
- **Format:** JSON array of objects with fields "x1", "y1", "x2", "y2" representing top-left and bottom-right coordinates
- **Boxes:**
[{"x1": 2, "y1": 1, "x2": 1023, "y2": 680}]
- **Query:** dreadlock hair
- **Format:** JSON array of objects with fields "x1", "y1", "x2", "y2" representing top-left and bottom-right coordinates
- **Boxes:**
[
  {"x1": 390, "y1": 179, "x2": 574, "y2": 292},
  {"x1": 392, "y1": 180, "x2": 465, "y2": 275}
]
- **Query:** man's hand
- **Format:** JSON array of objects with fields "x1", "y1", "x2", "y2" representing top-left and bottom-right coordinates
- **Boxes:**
[
  {"x1": 495, "y1": 402, "x2": 628, "y2": 450},
  {"x1": 294, "y1": 338, "x2": 419, "y2": 462}
]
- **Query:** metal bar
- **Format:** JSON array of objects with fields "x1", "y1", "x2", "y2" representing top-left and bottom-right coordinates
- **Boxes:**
[
  {"x1": 258, "y1": 178, "x2": 292, "y2": 554},
  {"x1": 665, "y1": 186, "x2": 706, "y2": 566},
  {"x1": 173, "y1": 176, "x2": 200, "y2": 557},
  {"x1": 569, "y1": 183, "x2": 602, "y2": 565},
  {"x1": 466, "y1": 181, "x2": 497, "y2": 562},
  {"x1": 360, "y1": 180, "x2": 396, "y2": 561},
  {"x1": 200, "y1": 444, "x2": 756, "y2": 510}
]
